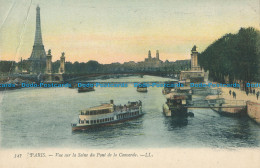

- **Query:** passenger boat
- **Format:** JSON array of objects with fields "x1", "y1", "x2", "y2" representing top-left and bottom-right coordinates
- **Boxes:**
[
  {"x1": 71, "y1": 100, "x2": 143, "y2": 131},
  {"x1": 136, "y1": 83, "x2": 147, "y2": 92},
  {"x1": 78, "y1": 86, "x2": 94, "y2": 93}
]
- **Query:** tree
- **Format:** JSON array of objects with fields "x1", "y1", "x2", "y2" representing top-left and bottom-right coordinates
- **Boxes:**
[{"x1": 198, "y1": 27, "x2": 260, "y2": 85}]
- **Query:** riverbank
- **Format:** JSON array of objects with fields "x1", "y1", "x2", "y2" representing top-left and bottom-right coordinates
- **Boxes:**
[
  {"x1": 219, "y1": 86, "x2": 260, "y2": 124},
  {"x1": 220, "y1": 87, "x2": 260, "y2": 103}
]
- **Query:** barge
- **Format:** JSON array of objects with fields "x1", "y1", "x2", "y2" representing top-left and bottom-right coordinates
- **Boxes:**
[
  {"x1": 206, "y1": 95, "x2": 247, "y2": 117},
  {"x1": 163, "y1": 92, "x2": 193, "y2": 117}
]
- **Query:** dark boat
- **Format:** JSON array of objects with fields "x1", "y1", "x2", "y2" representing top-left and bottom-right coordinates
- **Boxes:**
[
  {"x1": 163, "y1": 90, "x2": 193, "y2": 117},
  {"x1": 136, "y1": 83, "x2": 147, "y2": 92},
  {"x1": 78, "y1": 86, "x2": 94, "y2": 93}
]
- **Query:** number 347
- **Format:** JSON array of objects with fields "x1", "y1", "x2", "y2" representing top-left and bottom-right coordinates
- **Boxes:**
[{"x1": 14, "y1": 154, "x2": 22, "y2": 158}]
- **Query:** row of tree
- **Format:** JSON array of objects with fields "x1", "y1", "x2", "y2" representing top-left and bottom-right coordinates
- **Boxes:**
[
  {"x1": 198, "y1": 27, "x2": 260, "y2": 85},
  {"x1": 0, "y1": 61, "x2": 15, "y2": 73},
  {"x1": 1, "y1": 59, "x2": 190, "y2": 74}
]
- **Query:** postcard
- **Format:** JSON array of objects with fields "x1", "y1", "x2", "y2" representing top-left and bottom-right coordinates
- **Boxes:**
[{"x1": 0, "y1": 0, "x2": 260, "y2": 167}]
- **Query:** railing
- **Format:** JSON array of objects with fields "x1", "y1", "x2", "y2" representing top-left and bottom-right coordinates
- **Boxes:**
[
  {"x1": 117, "y1": 107, "x2": 140, "y2": 113},
  {"x1": 186, "y1": 99, "x2": 246, "y2": 108},
  {"x1": 222, "y1": 100, "x2": 246, "y2": 106}
]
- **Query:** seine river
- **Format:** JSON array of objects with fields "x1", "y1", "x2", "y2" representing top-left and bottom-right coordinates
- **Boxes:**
[{"x1": 0, "y1": 76, "x2": 259, "y2": 148}]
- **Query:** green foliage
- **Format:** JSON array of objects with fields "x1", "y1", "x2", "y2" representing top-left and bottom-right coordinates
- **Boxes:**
[
  {"x1": 64, "y1": 60, "x2": 101, "y2": 74},
  {"x1": 19, "y1": 60, "x2": 31, "y2": 72},
  {"x1": 0, "y1": 61, "x2": 15, "y2": 73},
  {"x1": 198, "y1": 27, "x2": 260, "y2": 83},
  {"x1": 52, "y1": 60, "x2": 60, "y2": 73}
]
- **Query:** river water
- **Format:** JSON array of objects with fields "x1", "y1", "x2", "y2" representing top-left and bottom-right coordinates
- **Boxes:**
[{"x1": 0, "y1": 75, "x2": 259, "y2": 148}]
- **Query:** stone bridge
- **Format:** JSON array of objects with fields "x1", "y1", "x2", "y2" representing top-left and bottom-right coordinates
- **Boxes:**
[{"x1": 10, "y1": 71, "x2": 179, "y2": 83}]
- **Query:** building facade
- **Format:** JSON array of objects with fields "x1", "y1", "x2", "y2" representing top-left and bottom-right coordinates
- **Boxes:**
[{"x1": 141, "y1": 50, "x2": 163, "y2": 70}]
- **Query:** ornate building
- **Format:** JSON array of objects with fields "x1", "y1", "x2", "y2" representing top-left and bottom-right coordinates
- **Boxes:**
[
  {"x1": 143, "y1": 50, "x2": 163, "y2": 69},
  {"x1": 144, "y1": 50, "x2": 162, "y2": 63}
]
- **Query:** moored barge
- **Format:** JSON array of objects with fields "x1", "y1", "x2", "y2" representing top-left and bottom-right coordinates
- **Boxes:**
[
  {"x1": 163, "y1": 92, "x2": 193, "y2": 117},
  {"x1": 206, "y1": 95, "x2": 247, "y2": 117}
]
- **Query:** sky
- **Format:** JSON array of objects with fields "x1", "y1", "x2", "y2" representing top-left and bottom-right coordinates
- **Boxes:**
[{"x1": 0, "y1": 0, "x2": 259, "y2": 63}]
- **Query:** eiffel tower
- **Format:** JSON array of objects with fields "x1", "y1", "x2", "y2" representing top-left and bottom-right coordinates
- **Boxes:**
[{"x1": 29, "y1": 5, "x2": 46, "y2": 74}]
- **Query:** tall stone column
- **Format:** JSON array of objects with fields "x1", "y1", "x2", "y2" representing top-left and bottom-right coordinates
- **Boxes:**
[
  {"x1": 59, "y1": 52, "x2": 65, "y2": 74},
  {"x1": 46, "y1": 49, "x2": 52, "y2": 74},
  {"x1": 191, "y1": 45, "x2": 199, "y2": 71}
]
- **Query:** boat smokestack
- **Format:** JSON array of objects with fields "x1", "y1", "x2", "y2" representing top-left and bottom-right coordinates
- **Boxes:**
[{"x1": 110, "y1": 100, "x2": 114, "y2": 104}]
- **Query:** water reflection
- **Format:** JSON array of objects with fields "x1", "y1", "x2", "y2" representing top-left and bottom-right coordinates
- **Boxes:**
[
  {"x1": 164, "y1": 117, "x2": 188, "y2": 130},
  {"x1": 220, "y1": 117, "x2": 259, "y2": 147}
]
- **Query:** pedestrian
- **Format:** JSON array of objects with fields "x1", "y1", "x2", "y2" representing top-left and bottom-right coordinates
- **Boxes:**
[
  {"x1": 253, "y1": 89, "x2": 255, "y2": 95},
  {"x1": 232, "y1": 91, "x2": 235, "y2": 99},
  {"x1": 234, "y1": 92, "x2": 236, "y2": 99},
  {"x1": 257, "y1": 92, "x2": 259, "y2": 100},
  {"x1": 229, "y1": 90, "x2": 231, "y2": 95}
]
